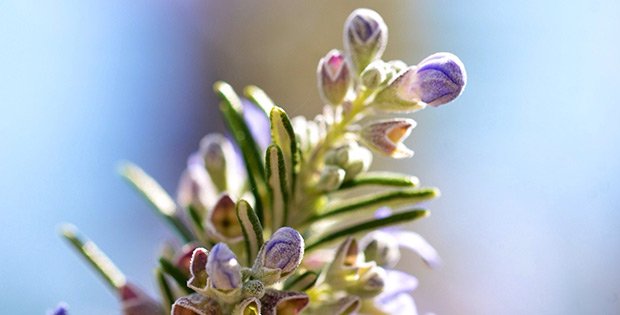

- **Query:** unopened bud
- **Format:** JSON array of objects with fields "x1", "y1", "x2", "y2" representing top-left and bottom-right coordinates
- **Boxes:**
[
  {"x1": 177, "y1": 163, "x2": 217, "y2": 214},
  {"x1": 242, "y1": 280, "x2": 265, "y2": 299},
  {"x1": 206, "y1": 243, "x2": 242, "y2": 291},
  {"x1": 343, "y1": 8, "x2": 388, "y2": 75},
  {"x1": 387, "y1": 59, "x2": 408, "y2": 73},
  {"x1": 317, "y1": 49, "x2": 352, "y2": 105},
  {"x1": 199, "y1": 134, "x2": 237, "y2": 193},
  {"x1": 360, "y1": 60, "x2": 388, "y2": 89},
  {"x1": 412, "y1": 52, "x2": 467, "y2": 107},
  {"x1": 360, "y1": 118, "x2": 417, "y2": 158},
  {"x1": 317, "y1": 165, "x2": 346, "y2": 191},
  {"x1": 373, "y1": 52, "x2": 466, "y2": 112},
  {"x1": 254, "y1": 227, "x2": 304, "y2": 284}
]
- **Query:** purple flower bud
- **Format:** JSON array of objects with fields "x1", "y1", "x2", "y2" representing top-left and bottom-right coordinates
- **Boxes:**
[
  {"x1": 413, "y1": 52, "x2": 467, "y2": 107},
  {"x1": 257, "y1": 227, "x2": 304, "y2": 279},
  {"x1": 360, "y1": 118, "x2": 417, "y2": 158},
  {"x1": 317, "y1": 49, "x2": 352, "y2": 105},
  {"x1": 372, "y1": 52, "x2": 466, "y2": 112},
  {"x1": 206, "y1": 243, "x2": 242, "y2": 291},
  {"x1": 343, "y1": 8, "x2": 388, "y2": 74}
]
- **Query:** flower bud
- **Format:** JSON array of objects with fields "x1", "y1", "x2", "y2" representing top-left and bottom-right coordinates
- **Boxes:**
[
  {"x1": 372, "y1": 52, "x2": 466, "y2": 112},
  {"x1": 360, "y1": 118, "x2": 417, "y2": 158},
  {"x1": 316, "y1": 165, "x2": 346, "y2": 192},
  {"x1": 206, "y1": 243, "x2": 242, "y2": 291},
  {"x1": 414, "y1": 52, "x2": 467, "y2": 107},
  {"x1": 205, "y1": 194, "x2": 243, "y2": 243},
  {"x1": 242, "y1": 280, "x2": 266, "y2": 299},
  {"x1": 254, "y1": 227, "x2": 304, "y2": 284},
  {"x1": 343, "y1": 8, "x2": 388, "y2": 75},
  {"x1": 359, "y1": 231, "x2": 401, "y2": 268},
  {"x1": 199, "y1": 134, "x2": 238, "y2": 193},
  {"x1": 317, "y1": 49, "x2": 352, "y2": 105},
  {"x1": 177, "y1": 163, "x2": 217, "y2": 215},
  {"x1": 360, "y1": 60, "x2": 388, "y2": 89},
  {"x1": 387, "y1": 59, "x2": 408, "y2": 73}
]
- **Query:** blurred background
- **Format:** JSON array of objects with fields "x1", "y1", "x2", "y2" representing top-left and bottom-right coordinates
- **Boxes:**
[{"x1": 1, "y1": 1, "x2": 619, "y2": 314}]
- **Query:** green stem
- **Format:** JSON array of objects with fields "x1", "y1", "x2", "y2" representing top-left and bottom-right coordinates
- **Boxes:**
[{"x1": 298, "y1": 88, "x2": 374, "y2": 212}]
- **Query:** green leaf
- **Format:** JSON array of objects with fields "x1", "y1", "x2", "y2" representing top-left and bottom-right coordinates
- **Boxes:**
[
  {"x1": 187, "y1": 205, "x2": 207, "y2": 244},
  {"x1": 159, "y1": 257, "x2": 191, "y2": 295},
  {"x1": 269, "y1": 106, "x2": 300, "y2": 196},
  {"x1": 305, "y1": 208, "x2": 430, "y2": 251},
  {"x1": 155, "y1": 267, "x2": 175, "y2": 313},
  {"x1": 339, "y1": 172, "x2": 419, "y2": 189},
  {"x1": 214, "y1": 81, "x2": 268, "y2": 224},
  {"x1": 60, "y1": 224, "x2": 126, "y2": 292},
  {"x1": 283, "y1": 271, "x2": 319, "y2": 291},
  {"x1": 266, "y1": 144, "x2": 289, "y2": 230},
  {"x1": 119, "y1": 162, "x2": 194, "y2": 243},
  {"x1": 244, "y1": 85, "x2": 275, "y2": 115},
  {"x1": 305, "y1": 187, "x2": 439, "y2": 224},
  {"x1": 236, "y1": 199, "x2": 264, "y2": 266}
]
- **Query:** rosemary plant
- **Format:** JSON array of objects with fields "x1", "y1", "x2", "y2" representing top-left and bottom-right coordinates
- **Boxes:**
[{"x1": 54, "y1": 8, "x2": 466, "y2": 315}]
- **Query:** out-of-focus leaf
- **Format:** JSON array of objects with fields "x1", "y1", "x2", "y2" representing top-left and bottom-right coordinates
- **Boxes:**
[
  {"x1": 155, "y1": 267, "x2": 175, "y2": 313},
  {"x1": 119, "y1": 162, "x2": 194, "y2": 242},
  {"x1": 214, "y1": 81, "x2": 268, "y2": 224},
  {"x1": 244, "y1": 85, "x2": 275, "y2": 115},
  {"x1": 283, "y1": 271, "x2": 319, "y2": 291},
  {"x1": 159, "y1": 257, "x2": 191, "y2": 295}
]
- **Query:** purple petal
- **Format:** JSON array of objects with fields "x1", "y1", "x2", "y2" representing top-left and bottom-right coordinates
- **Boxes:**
[
  {"x1": 382, "y1": 269, "x2": 419, "y2": 298},
  {"x1": 392, "y1": 230, "x2": 442, "y2": 268},
  {"x1": 205, "y1": 243, "x2": 242, "y2": 290},
  {"x1": 375, "y1": 292, "x2": 418, "y2": 315},
  {"x1": 262, "y1": 227, "x2": 304, "y2": 275},
  {"x1": 374, "y1": 207, "x2": 392, "y2": 219}
]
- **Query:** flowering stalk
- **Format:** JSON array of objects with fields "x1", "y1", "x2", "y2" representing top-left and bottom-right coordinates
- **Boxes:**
[{"x1": 56, "y1": 7, "x2": 466, "y2": 315}]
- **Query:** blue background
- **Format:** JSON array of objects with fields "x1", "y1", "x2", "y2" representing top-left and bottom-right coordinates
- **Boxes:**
[{"x1": 1, "y1": 1, "x2": 619, "y2": 314}]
